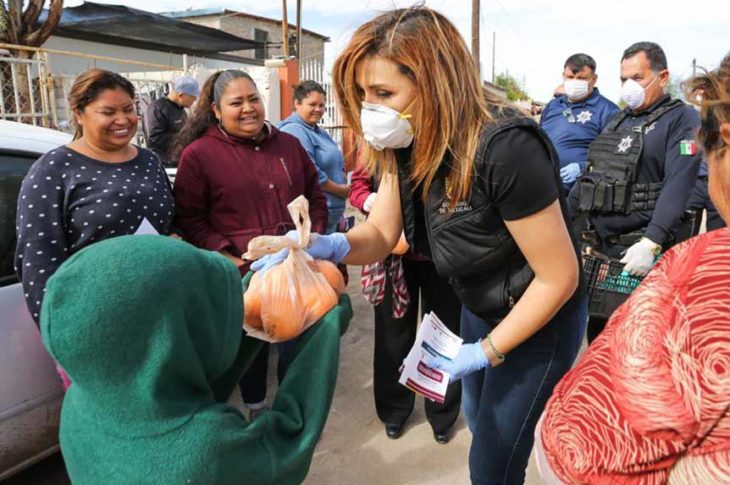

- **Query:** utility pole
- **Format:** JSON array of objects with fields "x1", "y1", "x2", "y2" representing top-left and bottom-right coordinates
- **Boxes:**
[
  {"x1": 471, "y1": 0, "x2": 480, "y2": 76},
  {"x1": 492, "y1": 31, "x2": 496, "y2": 83},
  {"x1": 692, "y1": 58, "x2": 697, "y2": 77},
  {"x1": 296, "y1": 0, "x2": 302, "y2": 60},
  {"x1": 281, "y1": 0, "x2": 289, "y2": 58}
]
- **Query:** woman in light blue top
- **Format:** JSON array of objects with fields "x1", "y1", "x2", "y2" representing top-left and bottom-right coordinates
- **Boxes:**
[{"x1": 278, "y1": 81, "x2": 349, "y2": 234}]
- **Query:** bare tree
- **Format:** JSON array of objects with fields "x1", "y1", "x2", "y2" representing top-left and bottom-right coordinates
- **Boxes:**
[{"x1": 0, "y1": 1, "x2": 63, "y2": 122}]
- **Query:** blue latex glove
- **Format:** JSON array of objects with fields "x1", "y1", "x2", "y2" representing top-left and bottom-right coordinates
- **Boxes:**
[
  {"x1": 423, "y1": 341, "x2": 489, "y2": 381},
  {"x1": 250, "y1": 230, "x2": 351, "y2": 273},
  {"x1": 559, "y1": 162, "x2": 582, "y2": 184}
]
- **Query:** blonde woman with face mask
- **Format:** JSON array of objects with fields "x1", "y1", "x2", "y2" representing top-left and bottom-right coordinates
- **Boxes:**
[{"x1": 253, "y1": 7, "x2": 587, "y2": 484}]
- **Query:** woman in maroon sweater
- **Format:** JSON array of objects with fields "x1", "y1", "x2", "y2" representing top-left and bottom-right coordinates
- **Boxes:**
[{"x1": 172, "y1": 70, "x2": 327, "y2": 419}]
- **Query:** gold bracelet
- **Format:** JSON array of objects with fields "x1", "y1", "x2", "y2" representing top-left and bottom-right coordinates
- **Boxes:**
[{"x1": 486, "y1": 333, "x2": 505, "y2": 364}]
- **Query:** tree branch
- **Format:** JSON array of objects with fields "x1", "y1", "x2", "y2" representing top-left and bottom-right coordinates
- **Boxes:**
[
  {"x1": 0, "y1": 2, "x2": 9, "y2": 44},
  {"x1": 24, "y1": 0, "x2": 63, "y2": 47},
  {"x1": 22, "y1": 0, "x2": 45, "y2": 35},
  {"x1": 5, "y1": 0, "x2": 22, "y2": 45}
]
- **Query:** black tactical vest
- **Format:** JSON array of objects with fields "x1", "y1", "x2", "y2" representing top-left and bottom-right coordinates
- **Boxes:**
[
  {"x1": 396, "y1": 112, "x2": 577, "y2": 320},
  {"x1": 577, "y1": 99, "x2": 684, "y2": 214}
]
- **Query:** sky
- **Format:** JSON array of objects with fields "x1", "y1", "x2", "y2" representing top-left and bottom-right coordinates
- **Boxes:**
[{"x1": 64, "y1": 0, "x2": 730, "y2": 103}]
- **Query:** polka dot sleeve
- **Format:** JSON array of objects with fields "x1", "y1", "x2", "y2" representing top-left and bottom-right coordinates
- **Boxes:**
[{"x1": 14, "y1": 155, "x2": 69, "y2": 325}]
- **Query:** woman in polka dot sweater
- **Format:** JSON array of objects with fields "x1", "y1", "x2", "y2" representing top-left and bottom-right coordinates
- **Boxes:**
[{"x1": 14, "y1": 69, "x2": 174, "y2": 328}]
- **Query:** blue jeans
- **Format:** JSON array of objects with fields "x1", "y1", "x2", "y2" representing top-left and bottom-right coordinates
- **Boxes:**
[
  {"x1": 326, "y1": 207, "x2": 345, "y2": 235},
  {"x1": 461, "y1": 296, "x2": 587, "y2": 485}
]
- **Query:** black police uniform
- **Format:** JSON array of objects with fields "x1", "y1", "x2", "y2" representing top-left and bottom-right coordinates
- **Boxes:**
[
  {"x1": 571, "y1": 94, "x2": 701, "y2": 340},
  {"x1": 573, "y1": 95, "x2": 702, "y2": 252},
  {"x1": 687, "y1": 159, "x2": 725, "y2": 231}
]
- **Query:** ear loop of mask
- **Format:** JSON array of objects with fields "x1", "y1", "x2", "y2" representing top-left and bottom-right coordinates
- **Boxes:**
[
  {"x1": 398, "y1": 98, "x2": 417, "y2": 137},
  {"x1": 399, "y1": 98, "x2": 417, "y2": 121}
]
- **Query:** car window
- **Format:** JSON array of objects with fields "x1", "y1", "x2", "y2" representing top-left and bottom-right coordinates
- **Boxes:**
[{"x1": 0, "y1": 152, "x2": 38, "y2": 287}]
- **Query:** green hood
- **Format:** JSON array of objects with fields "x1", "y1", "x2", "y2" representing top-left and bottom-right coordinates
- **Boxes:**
[
  {"x1": 41, "y1": 236, "x2": 352, "y2": 484},
  {"x1": 42, "y1": 235, "x2": 242, "y2": 437}
]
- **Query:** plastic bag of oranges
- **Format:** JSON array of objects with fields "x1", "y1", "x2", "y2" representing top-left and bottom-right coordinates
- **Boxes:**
[{"x1": 242, "y1": 196, "x2": 346, "y2": 342}]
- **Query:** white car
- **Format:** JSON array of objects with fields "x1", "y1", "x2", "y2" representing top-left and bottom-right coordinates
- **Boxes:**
[{"x1": 0, "y1": 121, "x2": 71, "y2": 480}]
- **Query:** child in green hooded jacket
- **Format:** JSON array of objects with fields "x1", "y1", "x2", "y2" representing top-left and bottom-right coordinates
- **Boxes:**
[{"x1": 40, "y1": 235, "x2": 352, "y2": 484}]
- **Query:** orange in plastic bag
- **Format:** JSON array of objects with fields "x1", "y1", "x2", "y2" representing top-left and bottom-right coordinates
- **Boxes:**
[
  {"x1": 259, "y1": 260, "x2": 308, "y2": 341},
  {"x1": 243, "y1": 196, "x2": 342, "y2": 342},
  {"x1": 310, "y1": 260, "x2": 346, "y2": 295},
  {"x1": 392, "y1": 232, "x2": 409, "y2": 255},
  {"x1": 243, "y1": 271, "x2": 264, "y2": 329}
]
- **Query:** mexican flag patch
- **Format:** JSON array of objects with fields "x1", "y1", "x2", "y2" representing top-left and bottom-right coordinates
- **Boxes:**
[{"x1": 680, "y1": 140, "x2": 698, "y2": 155}]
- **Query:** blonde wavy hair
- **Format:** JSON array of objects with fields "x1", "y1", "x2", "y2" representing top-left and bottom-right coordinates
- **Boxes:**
[
  {"x1": 684, "y1": 53, "x2": 730, "y2": 157},
  {"x1": 332, "y1": 6, "x2": 505, "y2": 204}
]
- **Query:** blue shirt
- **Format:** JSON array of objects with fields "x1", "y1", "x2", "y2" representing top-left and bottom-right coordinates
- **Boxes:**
[
  {"x1": 277, "y1": 113, "x2": 346, "y2": 219},
  {"x1": 580, "y1": 95, "x2": 702, "y2": 245},
  {"x1": 540, "y1": 88, "x2": 620, "y2": 188}
]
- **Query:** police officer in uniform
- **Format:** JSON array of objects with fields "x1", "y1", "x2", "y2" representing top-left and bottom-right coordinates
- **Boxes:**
[
  {"x1": 573, "y1": 42, "x2": 702, "y2": 342},
  {"x1": 541, "y1": 53, "x2": 620, "y2": 192}
]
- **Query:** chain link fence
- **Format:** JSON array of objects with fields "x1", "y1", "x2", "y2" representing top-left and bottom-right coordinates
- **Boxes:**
[{"x1": 0, "y1": 52, "x2": 55, "y2": 128}]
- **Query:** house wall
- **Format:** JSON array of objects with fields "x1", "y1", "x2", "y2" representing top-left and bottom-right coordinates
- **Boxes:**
[{"x1": 183, "y1": 14, "x2": 325, "y2": 64}]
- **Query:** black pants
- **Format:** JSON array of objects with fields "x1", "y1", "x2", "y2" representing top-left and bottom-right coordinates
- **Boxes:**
[
  {"x1": 586, "y1": 316, "x2": 607, "y2": 344},
  {"x1": 239, "y1": 342, "x2": 270, "y2": 404},
  {"x1": 373, "y1": 258, "x2": 462, "y2": 433},
  {"x1": 238, "y1": 336, "x2": 300, "y2": 404}
]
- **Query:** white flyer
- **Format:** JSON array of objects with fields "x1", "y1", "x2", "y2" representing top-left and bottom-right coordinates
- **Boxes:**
[
  {"x1": 398, "y1": 312, "x2": 462, "y2": 403},
  {"x1": 134, "y1": 218, "x2": 159, "y2": 236}
]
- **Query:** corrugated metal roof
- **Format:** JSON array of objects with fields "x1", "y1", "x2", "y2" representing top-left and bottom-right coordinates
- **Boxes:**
[{"x1": 40, "y1": 2, "x2": 263, "y2": 56}]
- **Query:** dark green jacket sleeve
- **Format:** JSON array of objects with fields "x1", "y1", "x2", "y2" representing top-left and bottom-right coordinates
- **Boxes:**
[{"x1": 215, "y1": 293, "x2": 352, "y2": 484}]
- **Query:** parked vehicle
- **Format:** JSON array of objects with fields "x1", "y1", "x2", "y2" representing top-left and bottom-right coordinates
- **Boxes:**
[{"x1": 0, "y1": 121, "x2": 70, "y2": 480}]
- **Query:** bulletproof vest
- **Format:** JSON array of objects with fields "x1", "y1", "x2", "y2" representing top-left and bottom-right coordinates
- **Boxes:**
[
  {"x1": 577, "y1": 99, "x2": 684, "y2": 214},
  {"x1": 396, "y1": 111, "x2": 567, "y2": 319}
]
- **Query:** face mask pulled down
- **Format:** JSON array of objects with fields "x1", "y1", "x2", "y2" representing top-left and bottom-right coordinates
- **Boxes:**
[{"x1": 360, "y1": 102, "x2": 414, "y2": 151}]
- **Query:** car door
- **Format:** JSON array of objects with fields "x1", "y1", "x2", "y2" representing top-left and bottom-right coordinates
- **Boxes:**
[{"x1": 0, "y1": 150, "x2": 63, "y2": 480}]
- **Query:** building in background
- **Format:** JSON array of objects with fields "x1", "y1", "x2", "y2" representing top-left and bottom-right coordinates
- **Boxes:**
[
  {"x1": 164, "y1": 8, "x2": 329, "y2": 65},
  {"x1": 0, "y1": 2, "x2": 280, "y2": 134}
]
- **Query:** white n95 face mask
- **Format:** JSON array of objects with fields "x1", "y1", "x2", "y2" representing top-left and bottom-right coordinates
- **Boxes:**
[
  {"x1": 360, "y1": 102, "x2": 414, "y2": 151},
  {"x1": 621, "y1": 75, "x2": 659, "y2": 110},
  {"x1": 563, "y1": 79, "x2": 589, "y2": 101},
  {"x1": 620, "y1": 79, "x2": 645, "y2": 110}
]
